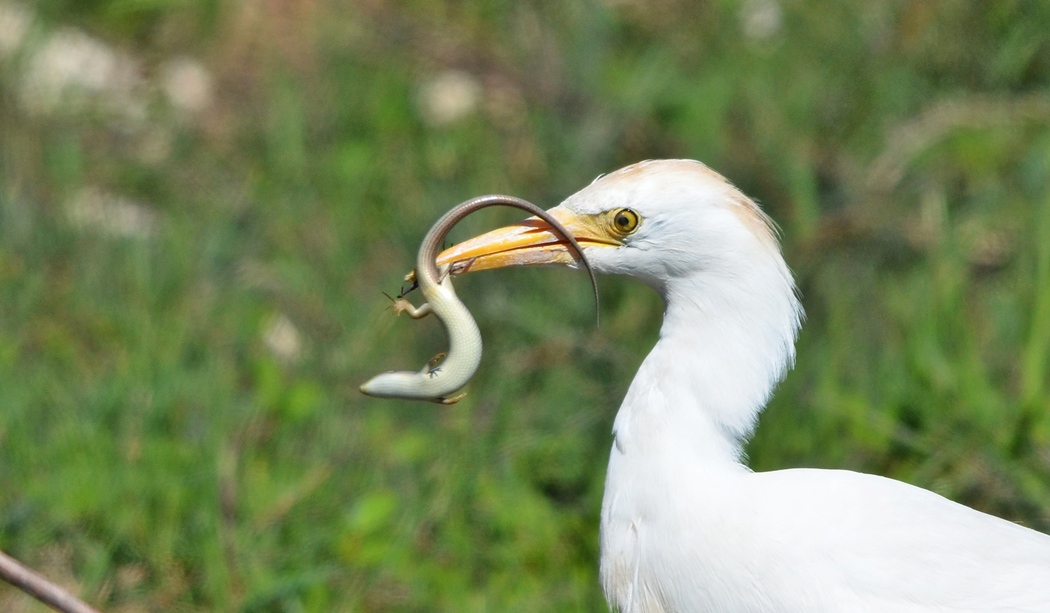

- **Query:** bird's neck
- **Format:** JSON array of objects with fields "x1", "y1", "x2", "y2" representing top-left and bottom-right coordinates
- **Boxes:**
[{"x1": 612, "y1": 262, "x2": 802, "y2": 465}]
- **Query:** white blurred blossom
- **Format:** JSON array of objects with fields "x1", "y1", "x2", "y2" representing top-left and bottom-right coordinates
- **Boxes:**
[
  {"x1": 161, "y1": 57, "x2": 213, "y2": 114},
  {"x1": 6, "y1": 6, "x2": 213, "y2": 130},
  {"x1": 417, "y1": 70, "x2": 482, "y2": 126},
  {"x1": 20, "y1": 29, "x2": 143, "y2": 117},
  {"x1": 263, "y1": 313, "x2": 303, "y2": 363},
  {"x1": 64, "y1": 187, "x2": 159, "y2": 239},
  {"x1": 0, "y1": 2, "x2": 31, "y2": 58},
  {"x1": 740, "y1": 0, "x2": 782, "y2": 41}
]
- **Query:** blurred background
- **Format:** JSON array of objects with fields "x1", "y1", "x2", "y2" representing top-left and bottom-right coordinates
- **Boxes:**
[{"x1": 1, "y1": 0, "x2": 1049, "y2": 611}]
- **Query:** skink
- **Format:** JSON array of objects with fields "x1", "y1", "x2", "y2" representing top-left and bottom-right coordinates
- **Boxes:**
[{"x1": 360, "y1": 195, "x2": 596, "y2": 404}]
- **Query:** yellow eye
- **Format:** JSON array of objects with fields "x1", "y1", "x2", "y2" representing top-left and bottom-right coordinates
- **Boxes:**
[{"x1": 612, "y1": 208, "x2": 640, "y2": 235}]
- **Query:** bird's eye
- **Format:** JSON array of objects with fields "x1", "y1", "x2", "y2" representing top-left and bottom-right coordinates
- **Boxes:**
[{"x1": 612, "y1": 208, "x2": 640, "y2": 235}]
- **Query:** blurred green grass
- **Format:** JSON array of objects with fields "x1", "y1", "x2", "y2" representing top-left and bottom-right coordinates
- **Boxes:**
[{"x1": 1, "y1": 0, "x2": 1049, "y2": 611}]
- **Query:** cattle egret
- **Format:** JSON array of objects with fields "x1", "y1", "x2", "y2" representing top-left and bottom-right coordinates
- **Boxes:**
[{"x1": 430, "y1": 159, "x2": 1050, "y2": 612}]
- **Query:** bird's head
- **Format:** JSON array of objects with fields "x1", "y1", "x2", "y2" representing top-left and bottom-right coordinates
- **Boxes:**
[
  {"x1": 431, "y1": 159, "x2": 792, "y2": 301},
  {"x1": 429, "y1": 159, "x2": 802, "y2": 441}
]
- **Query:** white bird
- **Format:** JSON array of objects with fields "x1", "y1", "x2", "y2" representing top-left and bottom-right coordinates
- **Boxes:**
[{"x1": 429, "y1": 159, "x2": 1050, "y2": 612}]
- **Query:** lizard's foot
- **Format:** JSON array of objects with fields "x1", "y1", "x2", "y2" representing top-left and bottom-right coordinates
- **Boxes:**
[
  {"x1": 438, "y1": 392, "x2": 467, "y2": 405},
  {"x1": 418, "y1": 352, "x2": 447, "y2": 376},
  {"x1": 427, "y1": 352, "x2": 447, "y2": 369},
  {"x1": 383, "y1": 292, "x2": 411, "y2": 316}
]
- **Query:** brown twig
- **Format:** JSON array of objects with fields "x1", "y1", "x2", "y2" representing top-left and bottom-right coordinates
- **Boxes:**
[{"x1": 0, "y1": 549, "x2": 102, "y2": 613}]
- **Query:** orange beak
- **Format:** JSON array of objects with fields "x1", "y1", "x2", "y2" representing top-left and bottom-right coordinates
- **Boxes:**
[{"x1": 405, "y1": 207, "x2": 619, "y2": 283}]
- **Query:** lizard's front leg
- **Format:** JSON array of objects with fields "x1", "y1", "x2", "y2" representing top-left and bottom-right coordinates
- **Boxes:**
[{"x1": 383, "y1": 292, "x2": 433, "y2": 319}]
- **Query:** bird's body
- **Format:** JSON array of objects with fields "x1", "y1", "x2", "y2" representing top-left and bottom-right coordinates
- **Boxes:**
[
  {"x1": 603, "y1": 462, "x2": 1050, "y2": 611},
  {"x1": 600, "y1": 332, "x2": 1050, "y2": 611},
  {"x1": 425, "y1": 159, "x2": 1050, "y2": 611}
]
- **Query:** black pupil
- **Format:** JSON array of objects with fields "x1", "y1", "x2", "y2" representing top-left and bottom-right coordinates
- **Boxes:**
[{"x1": 617, "y1": 213, "x2": 630, "y2": 227}]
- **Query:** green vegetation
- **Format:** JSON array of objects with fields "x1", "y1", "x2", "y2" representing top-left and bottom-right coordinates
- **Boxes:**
[{"x1": 2, "y1": 1, "x2": 1049, "y2": 610}]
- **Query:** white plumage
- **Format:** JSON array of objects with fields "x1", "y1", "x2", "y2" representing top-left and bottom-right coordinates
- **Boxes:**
[{"x1": 436, "y1": 159, "x2": 1050, "y2": 611}]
